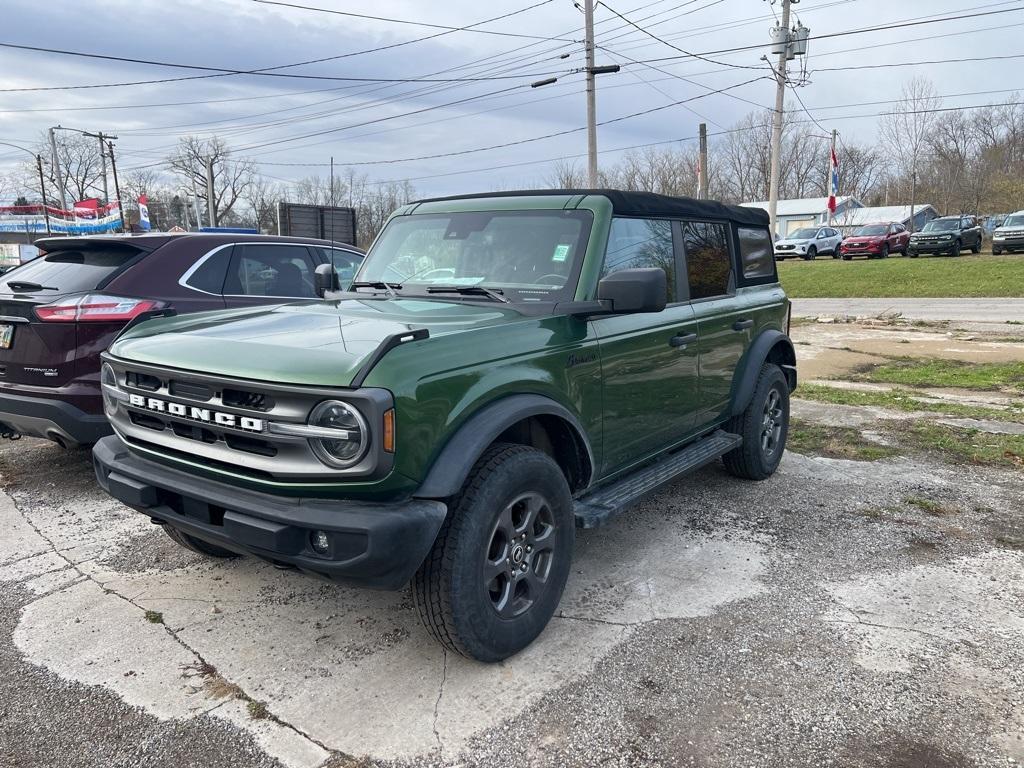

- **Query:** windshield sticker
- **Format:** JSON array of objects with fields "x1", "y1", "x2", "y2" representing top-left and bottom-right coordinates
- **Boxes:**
[{"x1": 552, "y1": 244, "x2": 571, "y2": 262}]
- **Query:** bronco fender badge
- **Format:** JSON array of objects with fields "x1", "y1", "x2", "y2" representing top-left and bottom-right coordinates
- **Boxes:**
[{"x1": 127, "y1": 394, "x2": 264, "y2": 432}]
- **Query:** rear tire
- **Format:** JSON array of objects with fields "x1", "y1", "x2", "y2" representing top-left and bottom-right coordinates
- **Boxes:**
[
  {"x1": 722, "y1": 364, "x2": 790, "y2": 481},
  {"x1": 163, "y1": 526, "x2": 239, "y2": 558},
  {"x1": 412, "y1": 444, "x2": 574, "y2": 662},
  {"x1": 970, "y1": 240, "x2": 981, "y2": 254}
]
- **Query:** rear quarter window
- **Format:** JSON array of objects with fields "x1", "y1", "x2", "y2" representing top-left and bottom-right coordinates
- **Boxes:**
[
  {"x1": 737, "y1": 227, "x2": 775, "y2": 280},
  {"x1": 0, "y1": 245, "x2": 144, "y2": 295}
]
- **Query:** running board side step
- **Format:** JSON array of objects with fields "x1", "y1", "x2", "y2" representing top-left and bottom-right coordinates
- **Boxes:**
[{"x1": 573, "y1": 430, "x2": 742, "y2": 529}]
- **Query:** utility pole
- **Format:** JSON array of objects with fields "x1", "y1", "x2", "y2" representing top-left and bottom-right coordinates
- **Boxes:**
[
  {"x1": 190, "y1": 175, "x2": 203, "y2": 228},
  {"x1": 83, "y1": 130, "x2": 115, "y2": 205},
  {"x1": 329, "y1": 156, "x2": 335, "y2": 243},
  {"x1": 827, "y1": 128, "x2": 837, "y2": 226},
  {"x1": 205, "y1": 156, "x2": 217, "y2": 228},
  {"x1": 35, "y1": 155, "x2": 51, "y2": 235},
  {"x1": 107, "y1": 140, "x2": 126, "y2": 233},
  {"x1": 584, "y1": 0, "x2": 598, "y2": 186},
  {"x1": 698, "y1": 123, "x2": 709, "y2": 200},
  {"x1": 48, "y1": 127, "x2": 68, "y2": 214},
  {"x1": 766, "y1": 0, "x2": 792, "y2": 240}
]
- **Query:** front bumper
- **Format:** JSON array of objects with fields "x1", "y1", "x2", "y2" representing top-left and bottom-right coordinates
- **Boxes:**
[
  {"x1": 93, "y1": 435, "x2": 447, "y2": 590},
  {"x1": 0, "y1": 390, "x2": 110, "y2": 446},
  {"x1": 908, "y1": 241, "x2": 956, "y2": 255}
]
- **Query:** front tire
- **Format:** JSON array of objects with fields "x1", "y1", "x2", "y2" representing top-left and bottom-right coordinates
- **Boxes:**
[
  {"x1": 412, "y1": 444, "x2": 574, "y2": 662},
  {"x1": 880, "y1": 244, "x2": 889, "y2": 259},
  {"x1": 951, "y1": 240, "x2": 961, "y2": 257},
  {"x1": 163, "y1": 526, "x2": 239, "y2": 558},
  {"x1": 803, "y1": 246, "x2": 817, "y2": 261},
  {"x1": 723, "y1": 364, "x2": 790, "y2": 481},
  {"x1": 993, "y1": 247, "x2": 1003, "y2": 255}
]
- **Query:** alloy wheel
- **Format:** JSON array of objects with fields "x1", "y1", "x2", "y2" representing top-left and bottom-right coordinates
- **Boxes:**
[
  {"x1": 760, "y1": 387, "x2": 784, "y2": 458},
  {"x1": 483, "y1": 492, "x2": 557, "y2": 618}
]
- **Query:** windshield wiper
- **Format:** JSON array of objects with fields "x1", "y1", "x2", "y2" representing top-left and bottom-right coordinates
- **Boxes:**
[
  {"x1": 426, "y1": 285, "x2": 510, "y2": 303},
  {"x1": 5, "y1": 281, "x2": 58, "y2": 292},
  {"x1": 350, "y1": 280, "x2": 400, "y2": 298}
]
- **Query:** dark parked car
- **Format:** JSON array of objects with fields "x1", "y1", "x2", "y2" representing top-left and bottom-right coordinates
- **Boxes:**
[
  {"x1": 0, "y1": 233, "x2": 362, "y2": 447},
  {"x1": 907, "y1": 216, "x2": 983, "y2": 257},
  {"x1": 838, "y1": 222, "x2": 910, "y2": 260}
]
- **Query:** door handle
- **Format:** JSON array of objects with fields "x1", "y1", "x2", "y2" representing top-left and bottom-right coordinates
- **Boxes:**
[
  {"x1": 669, "y1": 332, "x2": 698, "y2": 348},
  {"x1": 732, "y1": 319, "x2": 754, "y2": 331}
]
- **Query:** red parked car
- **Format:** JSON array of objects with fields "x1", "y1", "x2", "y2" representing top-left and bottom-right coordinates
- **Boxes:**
[
  {"x1": 838, "y1": 222, "x2": 910, "y2": 260},
  {"x1": 0, "y1": 233, "x2": 362, "y2": 447}
]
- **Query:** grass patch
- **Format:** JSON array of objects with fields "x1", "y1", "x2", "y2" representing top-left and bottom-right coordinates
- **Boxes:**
[
  {"x1": 786, "y1": 418, "x2": 901, "y2": 461},
  {"x1": 144, "y1": 610, "x2": 163, "y2": 624},
  {"x1": 777, "y1": 254, "x2": 1024, "y2": 298},
  {"x1": 903, "y1": 496, "x2": 960, "y2": 516},
  {"x1": 247, "y1": 700, "x2": 269, "y2": 720},
  {"x1": 864, "y1": 358, "x2": 1024, "y2": 393},
  {"x1": 895, "y1": 421, "x2": 1024, "y2": 468},
  {"x1": 795, "y1": 382, "x2": 1023, "y2": 422}
]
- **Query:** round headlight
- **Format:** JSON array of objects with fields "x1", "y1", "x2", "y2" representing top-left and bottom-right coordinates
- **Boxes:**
[
  {"x1": 308, "y1": 400, "x2": 369, "y2": 468},
  {"x1": 101, "y1": 363, "x2": 118, "y2": 415}
]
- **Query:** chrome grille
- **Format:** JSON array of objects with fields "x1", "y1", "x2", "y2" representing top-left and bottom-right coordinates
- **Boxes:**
[{"x1": 102, "y1": 357, "x2": 392, "y2": 481}]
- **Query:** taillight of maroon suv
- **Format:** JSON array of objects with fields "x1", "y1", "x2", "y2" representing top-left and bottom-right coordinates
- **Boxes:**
[{"x1": 33, "y1": 294, "x2": 167, "y2": 323}]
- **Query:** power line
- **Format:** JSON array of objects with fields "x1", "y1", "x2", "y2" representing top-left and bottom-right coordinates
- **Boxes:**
[
  {"x1": 0, "y1": 42, "x2": 567, "y2": 86},
  {"x1": 597, "y1": 0, "x2": 762, "y2": 69},
  {"x1": 0, "y1": 0, "x2": 565, "y2": 93},
  {"x1": 813, "y1": 52, "x2": 1024, "y2": 72},
  {"x1": 250, "y1": 0, "x2": 576, "y2": 41}
]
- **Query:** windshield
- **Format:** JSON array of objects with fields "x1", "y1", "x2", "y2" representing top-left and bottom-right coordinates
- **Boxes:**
[
  {"x1": 853, "y1": 225, "x2": 887, "y2": 236},
  {"x1": 357, "y1": 209, "x2": 593, "y2": 302},
  {"x1": 922, "y1": 219, "x2": 958, "y2": 232},
  {"x1": 1003, "y1": 214, "x2": 1024, "y2": 227},
  {"x1": 787, "y1": 228, "x2": 818, "y2": 239}
]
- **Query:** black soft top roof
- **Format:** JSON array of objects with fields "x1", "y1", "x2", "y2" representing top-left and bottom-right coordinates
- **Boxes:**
[{"x1": 414, "y1": 189, "x2": 769, "y2": 228}]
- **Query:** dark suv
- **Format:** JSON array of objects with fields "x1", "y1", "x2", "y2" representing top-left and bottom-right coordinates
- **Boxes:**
[
  {"x1": 907, "y1": 215, "x2": 983, "y2": 257},
  {"x1": 94, "y1": 190, "x2": 796, "y2": 661},
  {"x1": 0, "y1": 233, "x2": 362, "y2": 447}
]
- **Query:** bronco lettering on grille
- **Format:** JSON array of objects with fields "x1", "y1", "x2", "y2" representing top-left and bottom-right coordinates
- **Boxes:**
[{"x1": 127, "y1": 394, "x2": 264, "y2": 432}]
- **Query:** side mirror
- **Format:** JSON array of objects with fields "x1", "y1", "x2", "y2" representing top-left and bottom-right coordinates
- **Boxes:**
[
  {"x1": 314, "y1": 262, "x2": 339, "y2": 298},
  {"x1": 596, "y1": 268, "x2": 667, "y2": 314}
]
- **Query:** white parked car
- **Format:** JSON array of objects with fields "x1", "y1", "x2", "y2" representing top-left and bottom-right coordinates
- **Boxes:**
[
  {"x1": 992, "y1": 210, "x2": 1024, "y2": 255},
  {"x1": 774, "y1": 226, "x2": 843, "y2": 260}
]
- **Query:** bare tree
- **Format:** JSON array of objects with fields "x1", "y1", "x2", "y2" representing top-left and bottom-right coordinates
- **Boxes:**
[
  {"x1": 545, "y1": 160, "x2": 587, "y2": 188},
  {"x1": 168, "y1": 136, "x2": 254, "y2": 224},
  {"x1": 879, "y1": 77, "x2": 940, "y2": 228},
  {"x1": 242, "y1": 176, "x2": 284, "y2": 234},
  {"x1": 292, "y1": 174, "x2": 348, "y2": 207}
]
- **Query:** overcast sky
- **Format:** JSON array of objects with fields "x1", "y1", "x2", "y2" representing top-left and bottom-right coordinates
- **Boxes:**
[{"x1": 1, "y1": 0, "x2": 1021, "y2": 200}]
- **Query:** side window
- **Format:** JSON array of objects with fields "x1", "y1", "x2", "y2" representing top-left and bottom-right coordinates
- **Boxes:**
[
  {"x1": 185, "y1": 247, "x2": 231, "y2": 294},
  {"x1": 684, "y1": 221, "x2": 732, "y2": 300},
  {"x1": 225, "y1": 244, "x2": 317, "y2": 298},
  {"x1": 311, "y1": 247, "x2": 363, "y2": 287},
  {"x1": 736, "y1": 227, "x2": 774, "y2": 280},
  {"x1": 601, "y1": 218, "x2": 675, "y2": 302}
]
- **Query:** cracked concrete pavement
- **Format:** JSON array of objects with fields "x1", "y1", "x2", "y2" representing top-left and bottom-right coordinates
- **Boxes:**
[{"x1": 1, "y1": 320, "x2": 1023, "y2": 767}]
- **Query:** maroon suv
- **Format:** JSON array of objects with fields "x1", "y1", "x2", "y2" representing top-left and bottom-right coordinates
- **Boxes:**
[
  {"x1": 838, "y1": 222, "x2": 910, "y2": 260},
  {"x1": 0, "y1": 233, "x2": 362, "y2": 447}
]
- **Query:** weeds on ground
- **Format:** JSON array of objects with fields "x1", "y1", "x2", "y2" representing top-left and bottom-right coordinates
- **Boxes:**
[
  {"x1": 795, "y1": 383, "x2": 1023, "y2": 423},
  {"x1": 247, "y1": 700, "x2": 269, "y2": 720},
  {"x1": 893, "y1": 421, "x2": 1024, "y2": 468},
  {"x1": 864, "y1": 358, "x2": 1024, "y2": 393},
  {"x1": 786, "y1": 419, "x2": 901, "y2": 461},
  {"x1": 144, "y1": 610, "x2": 163, "y2": 624},
  {"x1": 903, "y1": 496, "x2": 960, "y2": 516}
]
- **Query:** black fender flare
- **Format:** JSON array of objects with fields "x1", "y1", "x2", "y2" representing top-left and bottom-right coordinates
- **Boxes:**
[
  {"x1": 414, "y1": 394, "x2": 595, "y2": 500},
  {"x1": 729, "y1": 329, "x2": 797, "y2": 416}
]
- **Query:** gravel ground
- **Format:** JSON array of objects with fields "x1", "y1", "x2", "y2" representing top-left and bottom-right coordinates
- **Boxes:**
[{"x1": 0, "y1": 403, "x2": 1022, "y2": 766}]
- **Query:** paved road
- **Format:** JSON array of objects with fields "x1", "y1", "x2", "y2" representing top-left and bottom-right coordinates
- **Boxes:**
[{"x1": 791, "y1": 298, "x2": 1024, "y2": 323}]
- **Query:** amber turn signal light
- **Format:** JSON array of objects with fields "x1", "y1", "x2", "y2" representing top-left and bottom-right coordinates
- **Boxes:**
[{"x1": 383, "y1": 409, "x2": 395, "y2": 453}]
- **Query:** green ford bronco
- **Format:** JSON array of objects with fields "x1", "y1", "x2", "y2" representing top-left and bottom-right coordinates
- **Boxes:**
[{"x1": 93, "y1": 190, "x2": 796, "y2": 662}]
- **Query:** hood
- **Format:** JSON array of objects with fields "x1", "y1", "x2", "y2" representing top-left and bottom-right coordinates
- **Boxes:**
[
  {"x1": 995, "y1": 225, "x2": 1024, "y2": 234},
  {"x1": 776, "y1": 237, "x2": 811, "y2": 246},
  {"x1": 844, "y1": 235, "x2": 884, "y2": 244},
  {"x1": 109, "y1": 297, "x2": 523, "y2": 387}
]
